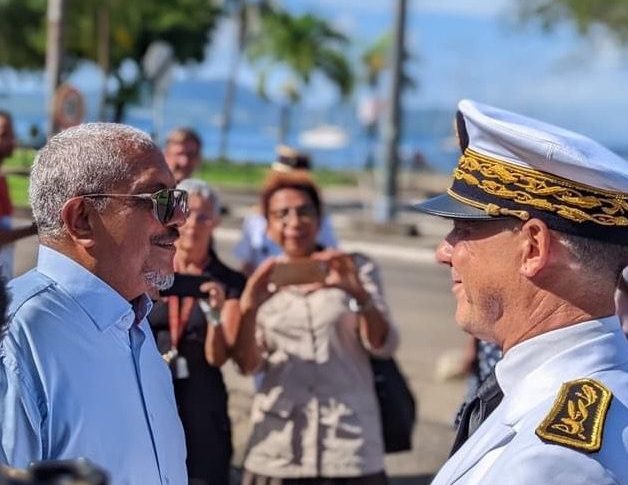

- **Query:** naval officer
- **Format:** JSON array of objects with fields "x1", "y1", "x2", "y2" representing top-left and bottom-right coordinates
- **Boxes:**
[{"x1": 415, "y1": 100, "x2": 628, "y2": 484}]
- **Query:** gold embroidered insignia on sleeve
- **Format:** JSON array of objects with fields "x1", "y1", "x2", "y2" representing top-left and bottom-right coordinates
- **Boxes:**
[{"x1": 535, "y1": 378, "x2": 613, "y2": 453}]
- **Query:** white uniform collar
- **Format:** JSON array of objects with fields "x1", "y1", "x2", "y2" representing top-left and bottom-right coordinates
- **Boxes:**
[{"x1": 495, "y1": 316, "x2": 628, "y2": 426}]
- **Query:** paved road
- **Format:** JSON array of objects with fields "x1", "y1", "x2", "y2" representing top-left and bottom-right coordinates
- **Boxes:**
[{"x1": 12, "y1": 202, "x2": 467, "y2": 484}]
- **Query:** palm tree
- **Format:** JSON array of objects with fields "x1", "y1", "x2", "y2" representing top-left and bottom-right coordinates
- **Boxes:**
[
  {"x1": 359, "y1": 31, "x2": 418, "y2": 170},
  {"x1": 360, "y1": 34, "x2": 391, "y2": 170},
  {"x1": 247, "y1": 6, "x2": 354, "y2": 144},
  {"x1": 217, "y1": 0, "x2": 268, "y2": 159}
]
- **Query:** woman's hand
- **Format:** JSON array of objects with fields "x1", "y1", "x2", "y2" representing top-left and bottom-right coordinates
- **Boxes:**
[
  {"x1": 240, "y1": 258, "x2": 278, "y2": 314},
  {"x1": 315, "y1": 249, "x2": 390, "y2": 350},
  {"x1": 199, "y1": 282, "x2": 228, "y2": 367},
  {"x1": 314, "y1": 250, "x2": 370, "y2": 303},
  {"x1": 200, "y1": 281, "x2": 226, "y2": 312}
]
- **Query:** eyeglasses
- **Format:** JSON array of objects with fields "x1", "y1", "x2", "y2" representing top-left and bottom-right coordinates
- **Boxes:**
[
  {"x1": 269, "y1": 204, "x2": 318, "y2": 223},
  {"x1": 80, "y1": 188, "x2": 189, "y2": 224},
  {"x1": 185, "y1": 211, "x2": 216, "y2": 225}
]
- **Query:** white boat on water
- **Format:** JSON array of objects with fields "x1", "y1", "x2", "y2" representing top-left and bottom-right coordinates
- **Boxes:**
[{"x1": 299, "y1": 124, "x2": 348, "y2": 150}]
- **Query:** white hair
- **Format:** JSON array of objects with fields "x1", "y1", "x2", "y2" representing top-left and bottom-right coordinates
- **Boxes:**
[
  {"x1": 176, "y1": 178, "x2": 221, "y2": 219},
  {"x1": 29, "y1": 123, "x2": 159, "y2": 238}
]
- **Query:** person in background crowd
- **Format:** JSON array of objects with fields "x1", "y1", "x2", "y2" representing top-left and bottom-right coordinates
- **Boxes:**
[
  {"x1": 238, "y1": 172, "x2": 398, "y2": 485},
  {"x1": 149, "y1": 178, "x2": 257, "y2": 485},
  {"x1": 0, "y1": 123, "x2": 188, "y2": 485},
  {"x1": 415, "y1": 99, "x2": 628, "y2": 484},
  {"x1": 0, "y1": 111, "x2": 38, "y2": 278},
  {"x1": 164, "y1": 127, "x2": 203, "y2": 184},
  {"x1": 234, "y1": 145, "x2": 337, "y2": 276},
  {"x1": 454, "y1": 337, "x2": 501, "y2": 428}
]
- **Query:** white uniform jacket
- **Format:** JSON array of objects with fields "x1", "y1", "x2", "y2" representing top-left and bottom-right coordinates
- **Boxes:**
[{"x1": 432, "y1": 317, "x2": 628, "y2": 485}]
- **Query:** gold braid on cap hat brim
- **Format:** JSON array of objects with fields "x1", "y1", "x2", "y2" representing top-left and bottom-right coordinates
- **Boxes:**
[{"x1": 449, "y1": 148, "x2": 628, "y2": 226}]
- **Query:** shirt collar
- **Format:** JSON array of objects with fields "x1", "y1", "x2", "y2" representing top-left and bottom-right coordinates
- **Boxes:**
[{"x1": 36, "y1": 245, "x2": 153, "y2": 332}]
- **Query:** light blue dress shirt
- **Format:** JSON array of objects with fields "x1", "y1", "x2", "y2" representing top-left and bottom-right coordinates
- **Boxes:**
[{"x1": 0, "y1": 245, "x2": 187, "y2": 485}]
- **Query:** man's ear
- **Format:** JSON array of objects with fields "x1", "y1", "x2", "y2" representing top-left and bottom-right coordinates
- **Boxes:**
[
  {"x1": 60, "y1": 197, "x2": 97, "y2": 248},
  {"x1": 519, "y1": 218, "x2": 551, "y2": 278}
]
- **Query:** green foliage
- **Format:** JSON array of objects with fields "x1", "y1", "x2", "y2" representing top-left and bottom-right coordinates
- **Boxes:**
[
  {"x1": 0, "y1": 0, "x2": 222, "y2": 67},
  {"x1": 519, "y1": 0, "x2": 628, "y2": 42},
  {"x1": 0, "y1": 0, "x2": 47, "y2": 69},
  {"x1": 247, "y1": 6, "x2": 354, "y2": 100},
  {"x1": 6, "y1": 174, "x2": 29, "y2": 208},
  {"x1": 362, "y1": 34, "x2": 392, "y2": 87},
  {"x1": 166, "y1": 159, "x2": 358, "y2": 189},
  {"x1": 360, "y1": 32, "x2": 417, "y2": 91},
  {"x1": 0, "y1": 0, "x2": 222, "y2": 117},
  {"x1": 2, "y1": 149, "x2": 359, "y2": 208}
]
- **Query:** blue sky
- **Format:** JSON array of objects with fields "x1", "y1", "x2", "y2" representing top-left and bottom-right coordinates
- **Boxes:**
[{"x1": 194, "y1": 0, "x2": 628, "y2": 145}]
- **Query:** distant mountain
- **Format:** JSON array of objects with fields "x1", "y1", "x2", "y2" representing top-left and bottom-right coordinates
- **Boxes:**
[
  {"x1": 1, "y1": 78, "x2": 462, "y2": 170},
  {"x1": 164, "y1": 79, "x2": 274, "y2": 129}
]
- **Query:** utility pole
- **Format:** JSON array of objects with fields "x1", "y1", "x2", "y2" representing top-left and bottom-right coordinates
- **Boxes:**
[
  {"x1": 45, "y1": 0, "x2": 66, "y2": 138},
  {"x1": 373, "y1": 0, "x2": 406, "y2": 223}
]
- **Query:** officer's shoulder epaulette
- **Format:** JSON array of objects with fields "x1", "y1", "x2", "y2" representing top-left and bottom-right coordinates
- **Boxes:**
[{"x1": 535, "y1": 378, "x2": 613, "y2": 453}]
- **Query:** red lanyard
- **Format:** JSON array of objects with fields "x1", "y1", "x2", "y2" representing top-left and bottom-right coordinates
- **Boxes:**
[{"x1": 167, "y1": 296, "x2": 195, "y2": 349}]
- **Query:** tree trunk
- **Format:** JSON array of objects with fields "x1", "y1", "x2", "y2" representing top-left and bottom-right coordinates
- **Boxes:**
[
  {"x1": 218, "y1": 5, "x2": 247, "y2": 160},
  {"x1": 45, "y1": 0, "x2": 66, "y2": 138},
  {"x1": 97, "y1": 5, "x2": 110, "y2": 121},
  {"x1": 218, "y1": 49, "x2": 242, "y2": 160},
  {"x1": 374, "y1": 0, "x2": 406, "y2": 223},
  {"x1": 278, "y1": 103, "x2": 290, "y2": 145},
  {"x1": 113, "y1": 99, "x2": 125, "y2": 123}
]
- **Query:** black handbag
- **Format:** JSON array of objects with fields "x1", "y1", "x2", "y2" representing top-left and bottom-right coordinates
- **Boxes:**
[{"x1": 370, "y1": 357, "x2": 417, "y2": 453}]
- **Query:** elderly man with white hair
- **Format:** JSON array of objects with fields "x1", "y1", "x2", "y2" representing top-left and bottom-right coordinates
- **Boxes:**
[
  {"x1": 0, "y1": 123, "x2": 188, "y2": 485},
  {"x1": 414, "y1": 100, "x2": 628, "y2": 484}
]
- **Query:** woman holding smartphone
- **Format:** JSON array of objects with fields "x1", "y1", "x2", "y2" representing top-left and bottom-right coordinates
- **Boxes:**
[
  {"x1": 148, "y1": 178, "x2": 256, "y2": 485},
  {"x1": 239, "y1": 172, "x2": 399, "y2": 485}
]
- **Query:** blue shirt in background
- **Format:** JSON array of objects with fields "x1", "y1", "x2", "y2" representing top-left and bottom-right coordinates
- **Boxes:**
[{"x1": 0, "y1": 245, "x2": 187, "y2": 485}]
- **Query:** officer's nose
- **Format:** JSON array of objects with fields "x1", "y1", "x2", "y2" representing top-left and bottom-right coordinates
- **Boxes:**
[{"x1": 435, "y1": 238, "x2": 453, "y2": 266}]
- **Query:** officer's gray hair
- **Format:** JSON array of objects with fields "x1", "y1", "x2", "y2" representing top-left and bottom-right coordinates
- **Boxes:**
[
  {"x1": 176, "y1": 178, "x2": 221, "y2": 219},
  {"x1": 558, "y1": 232, "x2": 628, "y2": 284},
  {"x1": 29, "y1": 123, "x2": 158, "y2": 239}
]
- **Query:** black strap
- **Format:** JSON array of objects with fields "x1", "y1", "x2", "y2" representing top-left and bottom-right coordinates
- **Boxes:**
[{"x1": 449, "y1": 369, "x2": 503, "y2": 456}]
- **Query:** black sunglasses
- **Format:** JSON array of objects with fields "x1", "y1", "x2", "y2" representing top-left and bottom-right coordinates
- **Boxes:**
[{"x1": 80, "y1": 188, "x2": 189, "y2": 224}]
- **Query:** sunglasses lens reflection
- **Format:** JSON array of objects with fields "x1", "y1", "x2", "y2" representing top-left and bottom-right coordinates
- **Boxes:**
[
  {"x1": 154, "y1": 190, "x2": 187, "y2": 224},
  {"x1": 155, "y1": 190, "x2": 171, "y2": 223}
]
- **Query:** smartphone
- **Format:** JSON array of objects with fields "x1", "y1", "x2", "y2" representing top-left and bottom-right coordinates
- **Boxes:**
[
  {"x1": 269, "y1": 260, "x2": 328, "y2": 287},
  {"x1": 159, "y1": 273, "x2": 213, "y2": 298}
]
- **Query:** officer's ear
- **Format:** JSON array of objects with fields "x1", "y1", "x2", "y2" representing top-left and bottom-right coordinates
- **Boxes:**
[
  {"x1": 519, "y1": 218, "x2": 551, "y2": 278},
  {"x1": 60, "y1": 197, "x2": 97, "y2": 248}
]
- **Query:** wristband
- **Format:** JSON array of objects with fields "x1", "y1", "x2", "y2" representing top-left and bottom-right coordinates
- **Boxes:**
[
  {"x1": 198, "y1": 300, "x2": 221, "y2": 326},
  {"x1": 348, "y1": 295, "x2": 375, "y2": 314}
]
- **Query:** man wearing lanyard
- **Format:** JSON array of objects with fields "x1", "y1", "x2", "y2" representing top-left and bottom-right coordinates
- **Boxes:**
[{"x1": 0, "y1": 123, "x2": 188, "y2": 485}]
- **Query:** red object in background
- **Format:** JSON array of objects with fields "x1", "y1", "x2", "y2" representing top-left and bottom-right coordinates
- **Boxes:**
[{"x1": 0, "y1": 175, "x2": 13, "y2": 217}]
